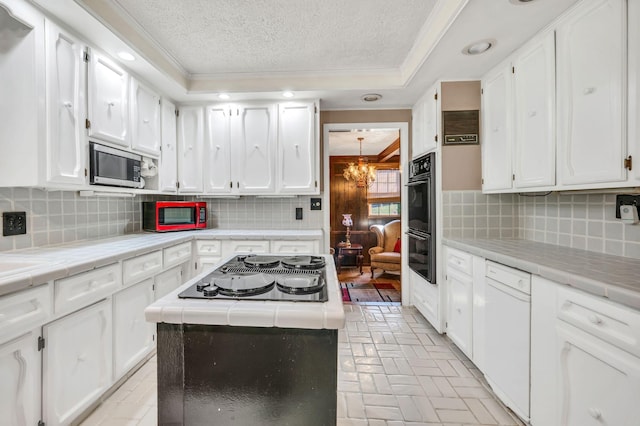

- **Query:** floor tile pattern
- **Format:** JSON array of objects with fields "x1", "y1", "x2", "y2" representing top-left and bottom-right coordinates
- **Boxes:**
[{"x1": 80, "y1": 305, "x2": 523, "y2": 426}]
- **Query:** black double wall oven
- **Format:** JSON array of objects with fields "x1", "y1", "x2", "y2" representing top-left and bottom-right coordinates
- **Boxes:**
[{"x1": 407, "y1": 152, "x2": 436, "y2": 284}]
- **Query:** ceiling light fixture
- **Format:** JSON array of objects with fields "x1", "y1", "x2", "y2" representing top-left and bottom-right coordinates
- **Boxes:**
[
  {"x1": 509, "y1": 0, "x2": 536, "y2": 4},
  {"x1": 218, "y1": 93, "x2": 230, "y2": 100},
  {"x1": 343, "y1": 137, "x2": 376, "y2": 189},
  {"x1": 282, "y1": 91, "x2": 294, "y2": 98},
  {"x1": 361, "y1": 93, "x2": 382, "y2": 102},
  {"x1": 117, "y1": 51, "x2": 135, "y2": 61},
  {"x1": 462, "y1": 39, "x2": 494, "y2": 55}
]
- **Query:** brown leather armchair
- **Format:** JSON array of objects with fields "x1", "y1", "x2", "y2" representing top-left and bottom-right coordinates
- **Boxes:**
[{"x1": 368, "y1": 220, "x2": 401, "y2": 278}]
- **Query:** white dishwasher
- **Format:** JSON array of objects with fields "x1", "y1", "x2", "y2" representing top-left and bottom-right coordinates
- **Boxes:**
[{"x1": 484, "y1": 260, "x2": 531, "y2": 423}]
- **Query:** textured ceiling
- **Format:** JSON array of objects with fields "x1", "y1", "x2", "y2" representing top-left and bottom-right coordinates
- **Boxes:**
[
  {"x1": 329, "y1": 130, "x2": 400, "y2": 156},
  {"x1": 38, "y1": 0, "x2": 581, "y2": 108},
  {"x1": 112, "y1": 0, "x2": 437, "y2": 75}
]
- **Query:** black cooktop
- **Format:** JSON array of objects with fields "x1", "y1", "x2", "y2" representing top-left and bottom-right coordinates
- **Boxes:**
[{"x1": 178, "y1": 255, "x2": 328, "y2": 302}]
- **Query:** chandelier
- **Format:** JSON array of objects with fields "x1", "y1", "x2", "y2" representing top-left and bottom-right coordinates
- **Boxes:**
[{"x1": 343, "y1": 137, "x2": 376, "y2": 188}]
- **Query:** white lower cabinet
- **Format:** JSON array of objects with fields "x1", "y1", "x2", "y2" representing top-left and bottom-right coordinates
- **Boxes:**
[
  {"x1": 222, "y1": 239, "x2": 270, "y2": 255},
  {"x1": 0, "y1": 330, "x2": 41, "y2": 426},
  {"x1": 270, "y1": 239, "x2": 319, "y2": 254},
  {"x1": 446, "y1": 268, "x2": 473, "y2": 358},
  {"x1": 154, "y1": 265, "x2": 184, "y2": 300},
  {"x1": 113, "y1": 279, "x2": 155, "y2": 380},
  {"x1": 43, "y1": 299, "x2": 112, "y2": 426}
]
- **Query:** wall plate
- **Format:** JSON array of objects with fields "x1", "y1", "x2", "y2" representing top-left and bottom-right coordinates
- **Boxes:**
[
  {"x1": 310, "y1": 198, "x2": 322, "y2": 210},
  {"x1": 3, "y1": 211, "x2": 27, "y2": 236},
  {"x1": 615, "y1": 195, "x2": 640, "y2": 219}
]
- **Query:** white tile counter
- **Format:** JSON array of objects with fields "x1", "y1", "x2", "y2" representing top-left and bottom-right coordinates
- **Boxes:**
[
  {"x1": 444, "y1": 238, "x2": 640, "y2": 309},
  {"x1": 0, "y1": 230, "x2": 323, "y2": 297},
  {"x1": 144, "y1": 254, "x2": 345, "y2": 330}
]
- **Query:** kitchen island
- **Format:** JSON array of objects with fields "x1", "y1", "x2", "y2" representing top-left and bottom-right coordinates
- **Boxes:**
[{"x1": 145, "y1": 254, "x2": 345, "y2": 426}]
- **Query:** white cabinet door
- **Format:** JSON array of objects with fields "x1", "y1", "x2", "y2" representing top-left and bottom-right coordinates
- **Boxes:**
[
  {"x1": 130, "y1": 78, "x2": 161, "y2": 156},
  {"x1": 0, "y1": 330, "x2": 41, "y2": 426},
  {"x1": 556, "y1": 0, "x2": 626, "y2": 186},
  {"x1": 423, "y1": 84, "x2": 439, "y2": 154},
  {"x1": 277, "y1": 101, "x2": 318, "y2": 194},
  {"x1": 271, "y1": 239, "x2": 319, "y2": 254},
  {"x1": 205, "y1": 105, "x2": 234, "y2": 193},
  {"x1": 177, "y1": 106, "x2": 204, "y2": 193},
  {"x1": 481, "y1": 61, "x2": 513, "y2": 192},
  {"x1": 446, "y1": 268, "x2": 473, "y2": 358},
  {"x1": 513, "y1": 31, "x2": 556, "y2": 189},
  {"x1": 45, "y1": 20, "x2": 86, "y2": 186},
  {"x1": 43, "y1": 299, "x2": 112, "y2": 426},
  {"x1": 556, "y1": 322, "x2": 640, "y2": 426},
  {"x1": 159, "y1": 98, "x2": 178, "y2": 192},
  {"x1": 233, "y1": 104, "x2": 277, "y2": 194},
  {"x1": 629, "y1": 0, "x2": 640, "y2": 183},
  {"x1": 87, "y1": 52, "x2": 128, "y2": 146},
  {"x1": 113, "y1": 279, "x2": 154, "y2": 380},
  {"x1": 412, "y1": 99, "x2": 425, "y2": 158},
  {"x1": 222, "y1": 240, "x2": 270, "y2": 255},
  {"x1": 155, "y1": 265, "x2": 183, "y2": 300}
]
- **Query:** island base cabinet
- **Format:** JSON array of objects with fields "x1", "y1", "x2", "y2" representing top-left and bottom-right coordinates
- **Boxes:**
[
  {"x1": 157, "y1": 323, "x2": 338, "y2": 425},
  {"x1": 0, "y1": 330, "x2": 41, "y2": 426},
  {"x1": 43, "y1": 299, "x2": 113, "y2": 426}
]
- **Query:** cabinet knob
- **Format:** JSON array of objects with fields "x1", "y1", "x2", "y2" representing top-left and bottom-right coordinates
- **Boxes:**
[
  {"x1": 457, "y1": 308, "x2": 462, "y2": 314},
  {"x1": 143, "y1": 119, "x2": 149, "y2": 123},
  {"x1": 216, "y1": 145, "x2": 221, "y2": 149},
  {"x1": 89, "y1": 280, "x2": 98, "y2": 288},
  {"x1": 77, "y1": 354, "x2": 87, "y2": 362},
  {"x1": 294, "y1": 144, "x2": 299, "y2": 149},
  {"x1": 492, "y1": 126, "x2": 499, "y2": 133},
  {"x1": 254, "y1": 145, "x2": 259, "y2": 149},
  {"x1": 588, "y1": 408, "x2": 602, "y2": 420},
  {"x1": 528, "y1": 110, "x2": 537, "y2": 117},
  {"x1": 588, "y1": 314, "x2": 603, "y2": 325},
  {"x1": 63, "y1": 101, "x2": 72, "y2": 108},
  {"x1": 583, "y1": 87, "x2": 595, "y2": 95},
  {"x1": 107, "y1": 101, "x2": 115, "y2": 107}
]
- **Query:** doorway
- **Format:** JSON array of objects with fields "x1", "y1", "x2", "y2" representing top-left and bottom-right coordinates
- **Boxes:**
[{"x1": 322, "y1": 122, "x2": 409, "y2": 305}]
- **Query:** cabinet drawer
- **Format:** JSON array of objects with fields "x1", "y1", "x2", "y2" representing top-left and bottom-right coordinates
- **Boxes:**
[
  {"x1": 195, "y1": 256, "x2": 222, "y2": 274},
  {"x1": 557, "y1": 286, "x2": 640, "y2": 358},
  {"x1": 123, "y1": 251, "x2": 163, "y2": 286},
  {"x1": 485, "y1": 261, "x2": 531, "y2": 295},
  {"x1": 163, "y1": 242, "x2": 192, "y2": 269},
  {"x1": 196, "y1": 240, "x2": 221, "y2": 256},
  {"x1": 223, "y1": 240, "x2": 269, "y2": 254},
  {"x1": 0, "y1": 285, "x2": 51, "y2": 343},
  {"x1": 271, "y1": 240, "x2": 317, "y2": 254},
  {"x1": 446, "y1": 247, "x2": 473, "y2": 275},
  {"x1": 54, "y1": 263, "x2": 121, "y2": 316}
]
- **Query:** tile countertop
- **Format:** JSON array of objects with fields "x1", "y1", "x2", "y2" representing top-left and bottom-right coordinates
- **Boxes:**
[
  {"x1": 0, "y1": 229, "x2": 323, "y2": 297},
  {"x1": 144, "y1": 254, "x2": 345, "y2": 330},
  {"x1": 444, "y1": 238, "x2": 640, "y2": 310}
]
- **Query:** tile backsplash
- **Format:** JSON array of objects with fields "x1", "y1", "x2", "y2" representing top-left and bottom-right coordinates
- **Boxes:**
[
  {"x1": 444, "y1": 190, "x2": 640, "y2": 260},
  {"x1": 0, "y1": 188, "x2": 323, "y2": 252}
]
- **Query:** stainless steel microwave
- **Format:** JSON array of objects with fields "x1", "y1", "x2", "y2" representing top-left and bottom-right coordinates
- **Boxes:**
[{"x1": 89, "y1": 142, "x2": 143, "y2": 189}]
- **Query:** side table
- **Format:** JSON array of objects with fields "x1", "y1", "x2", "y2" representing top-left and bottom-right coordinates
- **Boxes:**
[{"x1": 336, "y1": 243, "x2": 364, "y2": 275}]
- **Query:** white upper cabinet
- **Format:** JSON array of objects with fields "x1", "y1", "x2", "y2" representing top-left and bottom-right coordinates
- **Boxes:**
[
  {"x1": 159, "y1": 98, "x2": 178, "y2": 192},
  {"x1": 412, "y1": 84, "x2": 439, "y2": 158},
  {"x1": 45, "y1": 19, "x2": 86, "y2": 187},
  {"x1": 629, "y1": 0, "x2": 640, "y2": 183},
  {"x1": 88, "y1": 51, "x2": 129, "y2": 146},
  {"x1": 513, "y1": 31, "x2": 556, "y2": 189},
  {"x1": 277, "y1": 101, "x2": 318, "y2": 194},
  {"x1": 130, "y1": 78, "x2": 161, "y2": 156},
  {"x1": 481, "y1": 60, "x2": 513, "y2": 192},
  {"x1": 204, "y1": 105, "x2": 233, "y2": 193},
  {"x1": 233, "y1": 103, "x2": 277, "y2": 194},
  {"x1": 177, "y1": 106, "x2": 204, "y2": 193},
  {"x1": 556, "y1": 0, "x2": 626, "y2": 187}
]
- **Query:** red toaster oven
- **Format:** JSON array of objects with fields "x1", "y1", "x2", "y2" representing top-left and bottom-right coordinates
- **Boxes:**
[{"x1": 142, "y1": 201, "x2": 207, "y2": 232}]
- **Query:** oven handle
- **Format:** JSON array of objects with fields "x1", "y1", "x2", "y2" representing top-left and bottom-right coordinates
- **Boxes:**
[
  {"x1": 406, "y1": 179, "x2": 429, "y2": 187},
  {"x1": 405, "y1": 230, "x2": 428, "y2": 241}
]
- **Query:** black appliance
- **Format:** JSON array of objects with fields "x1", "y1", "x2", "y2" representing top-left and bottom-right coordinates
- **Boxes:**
[
  {"x1": 89, "y1": 142, "x2": 143, "y2": 188},
  {"x1": 178, "y1": 255, "x2": 328, "y2": 302},
  {"x1": 407, "y1": 152, "x2": 436, "y2": 283}
]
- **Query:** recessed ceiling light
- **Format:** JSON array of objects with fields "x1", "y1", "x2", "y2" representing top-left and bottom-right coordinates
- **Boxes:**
[
  {"x1": 218, "y1": 93, "x2": 230, "y2": 100},
  {"x1": 462, "y1": 39, "x2": 494, "y2": 55},
  {"x1": 282, "y1": 91, "x2": 294, "y2": 98},
  {"x1": 361, "y1": 93, "x2": 382, "y2": 102},
  {"x1": 117, "y1": 51, "x2": 135, "y2": 61}
]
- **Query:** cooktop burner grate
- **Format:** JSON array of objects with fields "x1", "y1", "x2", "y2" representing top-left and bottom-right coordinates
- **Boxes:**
[{"x1": 221, "y1": 267, "x2": 320, "y2": 275}]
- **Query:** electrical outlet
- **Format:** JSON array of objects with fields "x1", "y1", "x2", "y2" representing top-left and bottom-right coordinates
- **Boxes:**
[
  {"x1": 615, "y1": 195, "x2": 640, "y2": 219},
  {"x1": 3, "y1": 211, "x2": 27, "y2": 236},
  {"x1": 310, "y1": 198, "x2": 322, "y2": 210},
  {"x1": 295, "y1": 207, "x2": 303, "y2": 220}
]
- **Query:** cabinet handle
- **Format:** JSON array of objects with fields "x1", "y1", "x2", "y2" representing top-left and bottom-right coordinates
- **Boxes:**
[
  {"x1": 456, "y1": 308, "x2": 462, "y2": 314},
  {"x1": 588, "y1": 314, "x2": 603, "y2": 325},
  {"x1": 88, "y1": 280, "x2": 98, "y2": 289},
  {"x1": 254, "y1": 145, "x2": 259, "y2": 149},
  {"x1": 294, "y1": 144, "x2": 299, "y2": 149},
  {"x1": 107, "y1": 101, "x2": 115, "y2": 107},
  {"x1": 77, "y1": 354, "x2": 87, "y2": 362},
  {"x1": 492, "y1": 126, "x2": 499, "y2": 133},
  {"x1": 588, "y1": 408, "x2": 602, "y2": 420},
  {"x1": 528, "y1": 110, "x2": 537, "y2": 117},
  {"x1": 583, "y1": 87, "x2": 596, "y2": 95},
  {"x1": 143, "y1": 119, "x2": 149, "y2": 123},
  {"x1": 63, "y1": 101, "x2": 72, "y2": 108},
  {"x1": 216, "y1": 145, "x2": 221, "y2": 149}
]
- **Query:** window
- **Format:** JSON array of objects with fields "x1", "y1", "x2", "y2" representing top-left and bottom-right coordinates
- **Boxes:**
[{"x1": 368, "y1": 169, "x2": 400, "y2": 217}]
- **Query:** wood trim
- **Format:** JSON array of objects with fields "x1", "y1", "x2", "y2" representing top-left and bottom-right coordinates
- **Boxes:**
[{"x1": 377, "y1": 137, "x2": 400, "y2": 162}]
